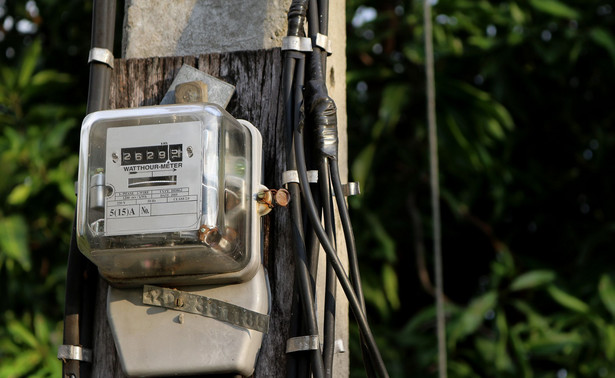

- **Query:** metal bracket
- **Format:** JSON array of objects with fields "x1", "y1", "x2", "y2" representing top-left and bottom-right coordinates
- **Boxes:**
[
  {"x1": 57, "y1": 345, "x2": 93, "y2": 362},
  {"x1": 142, "y1": 285, "x2": 270, "y2": 333},
  {"x1": 333, "y1": 182, "x2": 360, "y2": 197},
  {"x1": 282, "y1": 170, "x2": 319, "y2": 186},
  {"x1": 88, "y1": 47, "x2": 114, "y2": 69},
  {"x1": 335, "y1": 339, "x2": 346, "y2": 354},
  {"x1": 282, "y1": 36, "x2": 313, "y2": 52},
  {"x1": 286, "y1": 335, "x2": 320, "y2": 353},
  {"x1": 313, "y1": 33, "x2": 333, "y2": 55}
]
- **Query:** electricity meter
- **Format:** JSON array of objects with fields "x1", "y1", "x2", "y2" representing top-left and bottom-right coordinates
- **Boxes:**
[{"x1": 76, "y1": 103, "x2": 263, "y2": 286}]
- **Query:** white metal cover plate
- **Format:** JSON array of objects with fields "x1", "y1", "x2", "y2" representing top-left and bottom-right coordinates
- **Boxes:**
[{"x1": 104, "y1": 122, "x2": 202, "y2": 236}]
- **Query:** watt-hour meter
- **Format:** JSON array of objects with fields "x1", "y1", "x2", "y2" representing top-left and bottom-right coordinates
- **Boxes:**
[
  {"x1": 76, "y1": 102, "x2": 270, "y2": 376},
  {"x1": 76, "y1": 103, "x2": 263, "y2": 286}
]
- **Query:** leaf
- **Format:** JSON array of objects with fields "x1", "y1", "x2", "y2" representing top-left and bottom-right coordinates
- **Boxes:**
[
  {"x1": 599, "y1": 274, "x2": 615, "y2": 317},
  {"x1": 351, "y1": 142, "x2": 376, "y2": 194},
  {"x1": 604, "y1": 323, "x2": 615, "y2": 361},
  {"x1": 18, "y1": 39, "x2": 42, "y2": 90},
  {"x1": 31, "y1": 70, "x2": 71, "y2": 87},
  {"x1": 382, "y1": 263, "x2": 400, "y2": 309},
  {"x1": 529, "y1": 0, "x2": 580, "y2": 19},
  {"x1": 511, "y1": 300, "x2": 549, "y2": 330},
  {"x1": 0, "y1": 215, "x2": 31, "y2": 271},
  {"x1": 525, "y1": 331, "x2": 583, "y2": 356},
  {"x1": 510, "y1": 324, "x2": 532, "y2": 377},
  {"x1": 509, "y1": 270, "x2": 556, "y2": 291},
  {"x1": 495, "y1": 311, "x2": 513, "y2": 372},
  {"x1": 449, "y1": 291, "x2": 498, "y2": 347},
  {"x1": 546, "y1": 284, "x2": 589, "y2": 313},
  {"x1": 7, "y1": 317, "x2": 38, "y2": 349},
  {"x1": 362, "y1": 278, "x2": 390, "y2": 319},
  {"x1": 375, "y1": 84, "x2": 409, "y2": 138},
  {"x1": 364, "y1": 212, "x2": 397, "y2": 263},
  {"x1": 0, "y1": 350, "x2": 41, "y2": 377},
  {"x1": 33, "y1": 313, "x2": 50, "y2": 344},
  {"x1": 589, "y1": 28, "x2": 615, "y2": 66},
  {"x1": 7, "y1": 183, "x2": 32, "y2": 205},
  {"x1": 447, "y1": 360, "x2": 481, "y2": 378},
  {"x1": 509, "y1": 2, "x2": 526, "y2": 24}
]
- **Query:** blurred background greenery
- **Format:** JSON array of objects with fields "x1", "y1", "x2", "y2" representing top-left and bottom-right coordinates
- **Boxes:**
[{"x1": 1, "y1": 0, "x2": 615, "y2": 377}]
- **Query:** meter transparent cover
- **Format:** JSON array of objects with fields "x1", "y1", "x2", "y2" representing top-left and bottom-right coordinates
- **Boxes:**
[{"x1": 76, "y1": 104, "x2": 262, "y2": 286}]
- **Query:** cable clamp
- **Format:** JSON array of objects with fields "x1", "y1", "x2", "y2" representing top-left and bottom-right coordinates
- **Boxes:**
[
  {"x1": 282, "y1": 36, "x2": 312, "y2": 52},
  {"x1": 88, "y1": 47, "x2": 114, "y2": 69},
  {"x1": 332, "y1": 182, "x2": 361, "y2": 197},
  {"x1": 282, "y1": 170, "x2": 319, "y2": 186},
  {"x1": 313, "y1": 33, "x2": 333, "y2": 55},
  {"x1": 57, "y1": 345, "x2": 93, "y2": 363},
  {"x1": 286, "y1": 335, "x2": 320, "y2": 353},
  {"x1": 335, "y1": 339, "x2": 346, "y2": 354}
]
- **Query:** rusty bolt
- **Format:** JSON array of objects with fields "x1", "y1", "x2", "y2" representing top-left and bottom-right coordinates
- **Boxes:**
[
  {"x1": 199, "y1": 225, "x2": 221, "y2": 246},
  {"x1": 175, "y1": 297, "x2": 184, "y2": 307},
  {"x1": 274, "y1": 188, "x2": 290, "y2": 207}
]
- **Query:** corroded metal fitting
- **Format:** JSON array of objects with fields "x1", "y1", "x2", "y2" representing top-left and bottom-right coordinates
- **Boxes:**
[{"x1": 257, "y1": 188, "x2": 291, "y2": 216}]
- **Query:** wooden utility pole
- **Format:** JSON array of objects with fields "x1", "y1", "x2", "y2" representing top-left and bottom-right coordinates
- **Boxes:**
[{"x1": 91, "y1": 1, "x2": 348, "y2": 377}]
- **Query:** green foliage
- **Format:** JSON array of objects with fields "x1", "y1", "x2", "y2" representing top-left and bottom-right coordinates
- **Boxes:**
[
  {"x1": 0, "y1": 37, "x2": 82, "y2": 376},
  {"x1": 347, "y1": 0, "x2": 615, "y2": 376}
]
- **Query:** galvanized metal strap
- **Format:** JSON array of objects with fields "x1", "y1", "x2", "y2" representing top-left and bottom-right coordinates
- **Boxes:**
[
  {"x1": 334, "y1": 339, "x2": 346, "y2": 354},
  {"x1": 142, "y1": 285, "x2": 269, "y2": 334},
  {"x1": 282, "y1": 170, "x2": 319, "y2": 186},
  {"x1": 286, "y1": 335, "x2": 320, "y2": 353},
  {"x1": 282, "y1": 36, "x2": 312, "y2": 52},
  {"x1": 88, "y1": 47, "x2": 114, "y2": 69},
  {"x1": 313, "y1": 33, "x2": 333, "y2": 55},
  {"x1": 57, "y1": 345, "x2": 93, "y2": 362},
  {"x1": 332, "y1": 182, "x2": 361, "y2": 197}
]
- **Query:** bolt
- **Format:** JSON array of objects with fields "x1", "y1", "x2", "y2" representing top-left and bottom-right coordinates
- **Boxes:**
[
  {"x1": 274, "y1": 189, "x2": 291, "y2": 207},
  {"x1": 111, "y1": 152, "x2": 119, "y2": 162},
  {"x1": 187, "y1": 146, "x2": 193, "y2": 158}
]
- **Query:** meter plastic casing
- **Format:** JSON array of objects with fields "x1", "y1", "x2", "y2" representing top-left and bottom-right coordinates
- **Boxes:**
[{"x1": 76, "y1": 104, "x2": 262, "y2": 287}]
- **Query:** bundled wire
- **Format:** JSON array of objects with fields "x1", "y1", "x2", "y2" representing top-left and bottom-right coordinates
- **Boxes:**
[
  {"x1": 62, "y1": 1, "x2": 115, "y2": 377},
  {"x1": 282, "y1": 1, "x2": 389, "y2": 377}
]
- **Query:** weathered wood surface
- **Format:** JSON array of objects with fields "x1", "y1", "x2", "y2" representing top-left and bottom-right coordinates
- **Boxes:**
[{"x1": 92, "y1": 49, "x2": 293, "y2": 377}]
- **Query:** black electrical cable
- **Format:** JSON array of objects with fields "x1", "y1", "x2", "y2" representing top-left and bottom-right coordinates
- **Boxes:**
[
  {"x1": 283, "y1": 42, "x2": 326, "y2": 377},
  {"x1": 284, "y1": 2, "x2": 328, "y2": 377},
  {"x1": 305, "y1": 2, "x2": 338, "y2": 373},
  {"x1": 86, "y1": 0, "x2": 116, "y2": 114},
  {"x1": 330, "y1": 160, "x2": 378, "y2": 378},
  {"x1": 63, "y1": 1, "x2": 115, "y2": 377},
  {"x1": 317, "y1": 0, "x2": 329, "y2": 35},
  {"x1": 318, "y1": 158, "x2": 337, "y2": 377},
  {"x1": 330, "y1": 162, "x2": 366, "y2": 309},
  {"x1": 284, "y1": 1, "x2": 388, "y2": 377},
  {"x1": 294, "y1": 131, "x2": 390, "y2": 378},
  {"x1": 307, "y1": 0, "x2": 320, "y2": 37}
]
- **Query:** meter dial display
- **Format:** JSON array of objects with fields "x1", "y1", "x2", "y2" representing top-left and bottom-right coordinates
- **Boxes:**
[{"x1": 104, "y1": 123, "x2": 203, "y2": 236}]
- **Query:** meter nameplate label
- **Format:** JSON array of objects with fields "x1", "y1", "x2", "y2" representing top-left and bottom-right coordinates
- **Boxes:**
[
  {"x1": 143, "y1": 285, "x2": 270, "y2": 333},
  {"x1": 104, "y1": 122, "x2": 202, "y2": 236}
]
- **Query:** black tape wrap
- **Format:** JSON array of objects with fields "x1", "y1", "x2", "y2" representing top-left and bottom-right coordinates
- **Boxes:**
[
  {"x1": 306, "y1": 79, "x2": 338, "y2": 159},
  {"x1": 287, "y1": 0, "x2": 308, "y2": 37}
]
